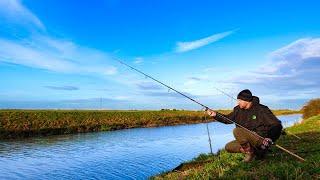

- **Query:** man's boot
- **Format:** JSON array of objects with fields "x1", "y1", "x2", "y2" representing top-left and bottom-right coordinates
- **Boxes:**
[
  {"x1": 255, "y1": 147, "x2": 268, "y2": 160},
  {"x1": 241, "y1": 144, "x2": 255, "y2": 162},
  {"x1": 244, "y1": 150, "x2": 255, "y2": 162}
]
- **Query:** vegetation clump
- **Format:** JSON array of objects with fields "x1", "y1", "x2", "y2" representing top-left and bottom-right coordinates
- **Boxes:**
[{"x1": 301, "y1": 98, "x2": 320, "y2": 119}]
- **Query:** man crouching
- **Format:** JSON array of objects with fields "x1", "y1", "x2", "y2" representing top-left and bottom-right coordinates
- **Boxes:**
[{"x1": 206, "y1": 89, "x2": 283, "y2": 162}]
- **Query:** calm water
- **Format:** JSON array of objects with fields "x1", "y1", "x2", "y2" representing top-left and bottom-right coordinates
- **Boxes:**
[{"x1": 0, "y1": 114, "x2": 301, "y2": 179}]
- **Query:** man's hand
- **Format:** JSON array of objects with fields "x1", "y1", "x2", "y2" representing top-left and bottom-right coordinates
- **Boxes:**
[
  {"x1": 206, "y1": 109, "x2": 217, "y2": 117},
  {"x1": 262, "y1": 138, "x2": 272, "y2": 147}
]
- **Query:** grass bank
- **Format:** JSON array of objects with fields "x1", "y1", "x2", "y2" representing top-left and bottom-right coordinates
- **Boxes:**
[
  {"x1": 0, "y1": 109, "x2": 299, "y2": 139},
  {"x1": 0, "y1": 109, "x2": 223, "y2": 139},
  {"x1": 153, "y1": 115, "x2": 320, "y2": 179}
]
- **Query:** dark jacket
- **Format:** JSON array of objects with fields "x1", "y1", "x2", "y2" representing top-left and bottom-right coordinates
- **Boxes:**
[{"x1": 215, "y1": 96, "x2": 282, "y2": 141}]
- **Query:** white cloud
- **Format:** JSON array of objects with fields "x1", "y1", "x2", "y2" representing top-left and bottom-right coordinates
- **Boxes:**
[
  {"x1": 44, "y1": 86, "x2": 79, "y2": 91},
  {"x1": 133, "y1": 57, "x2": 143, "y2": 64},
  {"x1": 183, "y1": 75, "x2": 209, "y2": 87},
  {"x1": 255, "y1": 38, "x2": 320, "y2": 79},
  {"x1": 175, "y1": 30, "x2": 235, "y2": 53},
  {"x1": 0, "y1": 37, "x2": 118, "y2": 76},
  {"x1": 225, "y1": 37, "x2": 320, "y2": 107},
  {"x1": 229, "y1": 38, "x2": 320, "y2": 83},
  {"x1": 0, "y1": 38, "x2": 74, "y2": 72},
  {"x1": 0, "y1": 0, "x2": 118, "y2": 77},
  {"x1": 0, "y1": 0, "x2": 45, "y2": 30},
  {"x1": 258, "y1": 38, "x2": 320, "y2": 74},
  {"x1": 271, "y1": 38, "x2": 320, "y2": 59},
  {"x1": 136, "y1": 81, "x2": 163, "y2": 90}
]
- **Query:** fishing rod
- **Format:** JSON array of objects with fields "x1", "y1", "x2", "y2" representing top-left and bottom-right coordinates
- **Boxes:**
[
  {"x1": 115, "y1": 58, "x2": 305, "y2": 162},
  {"x1": 284, "y1": 129, "x2": 302, "y2": 140}
]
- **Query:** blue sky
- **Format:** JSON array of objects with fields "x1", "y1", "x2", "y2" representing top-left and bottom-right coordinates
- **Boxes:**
[{"x1": 0, "y1": 0, "x2": 319, "y2": 110}]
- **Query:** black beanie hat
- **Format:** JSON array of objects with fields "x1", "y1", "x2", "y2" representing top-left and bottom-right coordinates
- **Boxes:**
[{"x1": 237, "y1": 89, "x2": 253, "y2": 102}]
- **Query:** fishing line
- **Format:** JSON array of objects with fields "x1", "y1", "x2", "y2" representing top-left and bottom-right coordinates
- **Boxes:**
[{"x1": 203, "y1": 110, "x2": 213, "y2": 154}]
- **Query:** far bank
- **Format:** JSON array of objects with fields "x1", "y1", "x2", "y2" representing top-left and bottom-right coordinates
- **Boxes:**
[{"x1": 0, "y1": 109, "x2": 300, "y2": 139}]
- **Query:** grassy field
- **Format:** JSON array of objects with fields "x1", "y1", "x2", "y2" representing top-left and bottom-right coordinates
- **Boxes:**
[
  {"x1": 0, "y1": 109, "x2": 300, "y2": 139},
  {"x1": 152, "y1": 115, "x2": 320, "y2": 179}
]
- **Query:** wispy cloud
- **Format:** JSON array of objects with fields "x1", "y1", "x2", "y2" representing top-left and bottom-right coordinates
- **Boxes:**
[
  {"x1": 136, "y1": 81, "x2": 163, "y2": 90},
  {"x1": 0, "y1": 0, "x2": 45, "y2": 30},
  {"x1": 189, "y1": 77, "x2": 202, "y2": 81},
  {"x1": 44, "y1": 86, "x2": 79, "y2": 91},
  {"x1": 225, "y1": 38, "x2": 320, "y2": 106},
  {"x1": 0, "y1": 37, "x2": 118, "y2": 76},
  {"x1": 144, "y1": 91, "x2": 198, "y2": 99},
  {"x1": 183, "y1": 75, "x2": 209, "y2": 87},
  {"x1": 175, "y1": 30, "x2": 235, "y2": 53},
  {"x1": 258, "y1": 38, "x2": 320, "y2": 74},
  {"x1": 133, "y1": 57, "x2": 144, "y2": 64},
  {"x1": 0, "y1": 0, "x2": 118, "y2": 77}
]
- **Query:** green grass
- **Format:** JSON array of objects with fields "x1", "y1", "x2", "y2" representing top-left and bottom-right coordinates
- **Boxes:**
[
  {"x1": 152, "y1": 115, "x2": 320, "y2": 179},
  {"x1": 0, "y1": 109, "x2": 299, "y2": 139}
]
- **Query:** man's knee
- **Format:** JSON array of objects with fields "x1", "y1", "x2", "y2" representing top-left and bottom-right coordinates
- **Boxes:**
[
  {"x1": 233, "y1": 128, "x2": 244, "y2": 137},
  {"x1": 225, "y1": 143, "x2": 232, "y2": 153},
  {"x1": 225, "y1": 141, "x2": 241, "y2": 153},
  {"x1": 233, "y1": 128, "x2": 251, "y2": 145}
]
